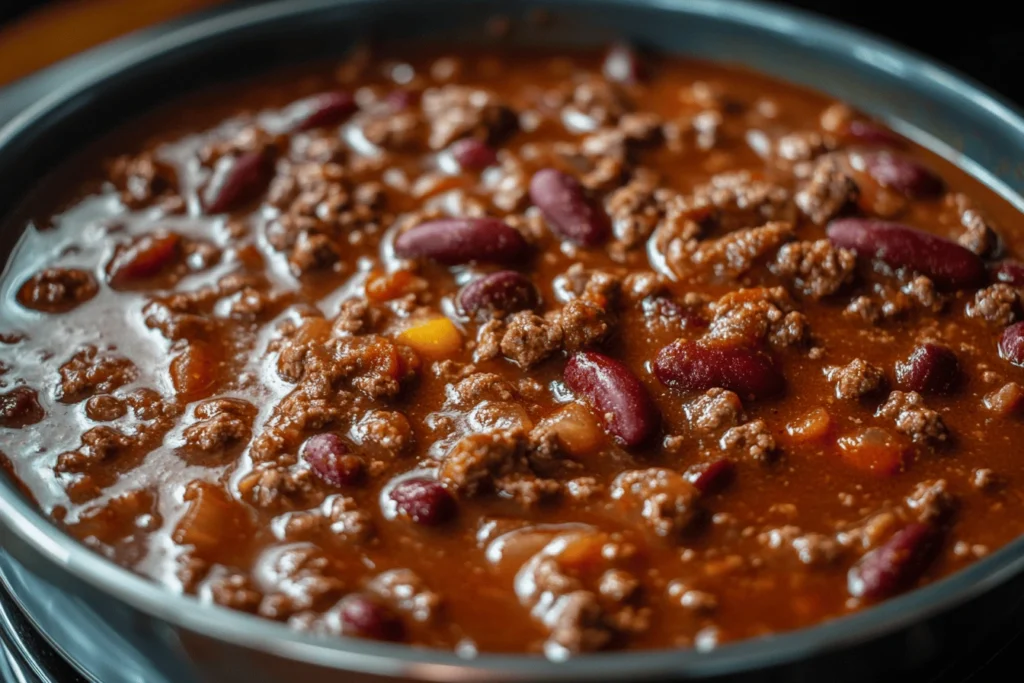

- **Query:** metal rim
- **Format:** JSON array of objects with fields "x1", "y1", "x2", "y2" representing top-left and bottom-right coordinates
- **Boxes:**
[{"x1": 3, "y1": 0, "x2": 1024, "y2": 678}]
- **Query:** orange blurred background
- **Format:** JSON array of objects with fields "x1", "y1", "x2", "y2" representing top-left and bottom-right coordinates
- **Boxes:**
[{"x1": 0, "y1": 0, "x2": 224, "y2": 86}]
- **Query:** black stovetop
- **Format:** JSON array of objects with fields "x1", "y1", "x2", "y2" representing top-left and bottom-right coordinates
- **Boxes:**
[{"x1": 1, "y1": 1, "x2": 1023, "y2": 680}]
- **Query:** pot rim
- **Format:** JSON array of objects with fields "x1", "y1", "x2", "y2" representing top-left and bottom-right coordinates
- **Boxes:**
[{"x1": 3, "y1": 0, "x2": 1024, "y2": 679}]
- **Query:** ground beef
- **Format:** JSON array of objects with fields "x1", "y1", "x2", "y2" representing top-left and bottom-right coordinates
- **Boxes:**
[
  {"x1": 58, "y1": 347, "x2": 138, "y2": 403},
  {"x1": 719, "y1": 420, "x2": 777, "y2": 462},
  {"x1": 966, "y1": 284, "x2": 1019, "y2": 326},
  {"x1": 876, "y1": 391, "x2": 948, "y2": 446},
  {"x1": 684, "y1": 171, "x2": 794, "y2": 232},
  {"x1": 556, "y1": 299, "x2": 611, "y2": 352},
  {"x1": 367, "y1": 568, "x2": 442, "y2": 623},
  {"x1": 707, "y1": 286, "x2": 808, "y2": 348},
  {"x1": 238, "y1": 462, "x2": 319, "y2": 509},
  {"x1": 181, "y1": 398, "x2": 256, "y2": 456},
  {"x1": 905, "y1": 479, "x2": 957, "y2": 523},
  {"x1": 280, "y1": 494, "x2": 374, "y2": 543},
  {"x1": 794, "y1": 157, "x2": 858, "y2": 224},
  {"x1": 685, "y1": 388, "x2": 743, "y2": 435},
  {"x1": 499, "y1": 312, "x2": 564, "y2": 368},
  {"x1": 948, "y1": 192, "x2": 1001, "y2": 257},
  {"x1": 420, "y1": 85, "x2": 516, "y2": 149},
  {"x1": 773, "y1": 239, "x2": 856, "y2": 298},
  {"x1": 825, "y1": 359, "x2": 885, "y2": 399},
  {"x1": 256, "y1": 544, "x2": 347, "y2": 620},
  {"x1": 17, "y1": 268, "x2": 98, "y2": 313},
  {"x1": 605, "y1": 174, "x2": 675, "y2": 249},
  {"x1": 351, "y1": 410, "x2": 413, "y2": 458},
  {"x1": 438, "y1": 430, "x2": 526, "y2": 495},
  {"x1": 0, "y1": 387, "x2": 44, "y2": 427},
  {"x1": 55, "y1": 426, "x2": 135, "y2": 473},
  {"x1": 984, "y1": 382, "x2": 1024, "y2": 417},
  {"x1": 686, "y1": 221, "x2": 794, "y2": 279},
  {"x1": 611, "y1": 468, "x2": 700, "y2": 537},
  {"x1": 333, "y1": 298, "x2": 384, "y2": 337},
  {"x1": 200, "y1": 569, "x2": 262, "y2": 612},
  {"x1": 758, "y1": 525, "x2": 843, "y2": 566},
  {"x1": 775, "y1": 131, "x2": 832, "y2": 163},
  {"x1": 109, "y1": 152, "x2": 181, "y2": 210},
  {"x1": 362, "y1": 109, "x2": 426, "y2": 150}
]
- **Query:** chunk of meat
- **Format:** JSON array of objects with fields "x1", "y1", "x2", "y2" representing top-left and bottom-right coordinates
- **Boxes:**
[
  {"x1": 58, "y1": 347, "x2": 138, "y2": 403},
  {"x1": 611, "y1": 468, "x2": 700, "y2": 537},
  {"x1": 499, "y1": 312, "x2": 563, "y2": 368},
  {"x1": 684, "y1": 388, "x2": 743, "y2": 435},
  {"x1": 966, "y1": 284, "x2": 1019, "y2": 326},
  {"x1": 17, "y1": 268, "x2": 98, "y2": 313},
  {"x1": 825, "y1": 359, "x2": 885, "y2": 399},
  {"x1": 438, "y1": 430, "x2": 526, "y2": 496},
  {"x1": 794, "y1": 157, "x2": 858, "y2": 224},
  {"x1": 719, "y1": 419, "x2": 777, "y2": 462},
  {"x1": 773, "y1": 239, "x2": 856, "y2": 298},
  {"x1": 876, "y1": 391, "x2": 948, "y2": 446}
]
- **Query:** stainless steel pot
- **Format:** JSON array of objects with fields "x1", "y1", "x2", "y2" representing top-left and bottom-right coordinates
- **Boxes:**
[{"x1": 3, "y1": 1, "x2": 1024, "y2": 680}]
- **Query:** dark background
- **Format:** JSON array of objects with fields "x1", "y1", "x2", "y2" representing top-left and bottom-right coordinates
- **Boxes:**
[{"x1": 1, "y1": 0, "x2": 1022, "y2": 103}]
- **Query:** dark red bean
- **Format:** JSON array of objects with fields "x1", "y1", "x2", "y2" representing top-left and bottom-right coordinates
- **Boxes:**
[
  {"x1": 339, "y1": 594, "x2": 404, "y2": 641},
  {"x1": 862, "y1": 152, "x2": 944, "y2": 199},
  {"x1": 389, "y1": 478, "x2": 456, "y2": 526},
  {"x1": 827, "y1": 218, "x2": 985, "y2": 290},
  {"x1": 563, "y1": 351, "x2": 660, "y2": 448},
  {"x1": 848, "y1": 523, "x2": 941, "y2": 600},
  {"x1": 289, "y1": 91, "x2": 357, "y2": 131},
  {"x1": 602, "y1": 42, "x2": 645, "y2": 84},
  {"x1": 993, "y1": 260, "x2": 1024, "y2": 287},
  {"x1": 999, "y1": 321, "x2": 1024, "y2": 367},
  {"x1": 393, "y1": 218, "x2": 528, "y2": 265},
  {"x1": 846, "y1": 120, "x2": 905, "y2": 148},
  {"x1": 529, "y1": 168, "x2": 611, "y2": 247},
  {"x1": 449, "y1": 138, "x2": 498, "y2": 171},
  {"x1": 686, "y1": 458, "x2": 735, "y2": 494},
  {"x1": 896, "y1": 343, "x2": 959, "y2": 394},
  {"x1": 302, "y1": 433, "x2": 363, "y2": 487},
  {"x1": 202, "y1": 150, "x2": 273, "y2": 214},
  {"x1": 654, "y1": 340, "x2": 784, "y2": 401},
  {"x1": 0, "y1": 387, "x2": 44, "y2": 428},
  {"x1": 107, "y1": 233, "x2": 181, "y2": 285},
  {"x1": 458, "y1": 271, "x2": 539, "y2": 319}
]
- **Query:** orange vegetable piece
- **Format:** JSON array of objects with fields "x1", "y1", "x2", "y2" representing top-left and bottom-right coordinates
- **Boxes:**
[
  {"x1": 397, "y1": 317, "x2": 462, "y2": 359},
  {"x1": 837, "y1": 427, "x2": 909, "y2": 476}
]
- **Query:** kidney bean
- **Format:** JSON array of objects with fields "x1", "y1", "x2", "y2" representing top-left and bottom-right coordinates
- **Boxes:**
[
  {"x1": 993, "y1": 259, "x2": 1024, "y2": 287},
  {"x1": 848, "y1": 523, "x2": 941, "y2": 600},
  {"x1": 0, "y1": 387, "x2": 44, "y2": 428},
  {"x1": 826, "y1": 218, "x2": 985, "y2": 290},
  {"x1": 862, "y1": 152, "x2": 944, "y2": 199},
  {"x1": 389, "y1": 478, "x2": 457, "y2": 526},
  {"x1": 107, "y1": 233, "x2": 181, "y2": 285},
  {"x1": 339, "y1": 594, "x2": 404, "y2": 641},
  {"x1": 393, "y1": 218, "x2": 528, "y2": 265},
  {"x1": 457, "y1": 271, "x2": 539, "y2": 319},
  {"x1": 563, "y1": 351, "x2": 660, "y2": 448},
  {"x1": 202, "y1": 149, "x2": 273, "y2": 214},
  {"x1": 686, "y1": 458, "x2": 735, "y2": 494},
  {"x1": 529, "y1": 168, "x2": 611, "y2": 247},
  {"x1": 449, "y1": 138, "x2": 498, "y2": 171},
  {"x1": 896, "y1": 343, "x2": 959, "y2": 394},
  {"x1": 602, "y1": 42, "x2": 645, "y2": 84},
  {"x1": 289, "y1": 91, "x2": 357, "y2": 131},
  {"x1": 302, "y1": 433, "x2": 363, "y2": 487},
  {"x1": 654, "y1": 340, "x2": 784, "y2": 401},
  {"x1": 845, "y1": 120, "x2": 905, "y2": 148},
  {"x1": 999, "y1": 321, "x2": 1024, "y2": 367}
]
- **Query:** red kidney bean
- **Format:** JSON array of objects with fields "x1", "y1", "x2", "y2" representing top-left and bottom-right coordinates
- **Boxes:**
[
  {"x1": 896, "y1": 343, "x2": 959, "y2": 394},
  {"x1": 686, "y1": 458, "x2": 735, "y2": 494},
  {"x1": 602, "y1": 42, "x2": 645, "y2": 84},
  {"x1": 457, "y1": 270, "x2": 539, "y2": 319},
  {"x1": 0, "y1": 387, "x2": 44, "y2": 428},
  {"x1": 654, "y1": 340, "x2": 784, "y2": 400},
  {"x1": 302, "y1": 433, "x2": 363, "y2": 487},
  {"x1": 202, "y1": 149, "x2": 273, "y2": 214},
  {"x1": 339, "y1": 594, "x2": 404, "y2": 641},
  {"x1": 826, "y1": 218, "x2": 985, "y2": 290},
  {"x1": 394, "y1": 218, "x2": 528, "y2": 265},
  {"x1": 862, "y1": 152, "x2": 944, "y2": 199},
  {"x1": 846, "y1": 120, "x2": 905, "y2": 148},
  {"x1": 848, "y1": 523, "x2": 940, "y2": 600},
  {"x1": 389, "y1": 478, "x2": 456, "y2": 526},
  {"x1": 563, "y1": 351, "x2": 660, "y2": 448},
  {"x1": 993, "y1": 259, "x2": 1024, "y2": 287},
  {"x1": 449, "y1": 138, "x2": 498, "y2": 171},
  {"x1": 999, "y1": 321, "x2": 1024, "y2": 367},
  {"x1": 107, "y1": 233, "x2": 181, "y2": 284},
  {"x1": 529, "y1": 168, "x2": 611, "y2": 247},
  {"x1": 289, "y1": 91, "x2": 357, "y2": 131}
]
